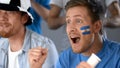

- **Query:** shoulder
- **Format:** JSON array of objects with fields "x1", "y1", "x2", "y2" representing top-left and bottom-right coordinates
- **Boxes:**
[
  {"x1": 27, "y1": 29, "x2": 56, "y2": 48},
  {"x1": 104, "y1": 39, "x2": 120, "y2": 53},
  {"x1": 106, "y1": 39, "x2": 120, "y2": 48},
  {"x1": 0, "y1": 38, "x2": 9, "y2": 50},
  {"x1": 28, "y1": 29, "x2": 51, "y2": 41},
  {"x1": 105, "y1": 39, "x2": 120, "y2": 65},
  {"x1": 0, "y1": 38, "x2": 8, "y2": 46}
]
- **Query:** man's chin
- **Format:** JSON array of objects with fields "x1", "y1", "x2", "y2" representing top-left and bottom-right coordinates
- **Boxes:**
[
  {"x1": 0, "y1": 32, "x2": 11, "y2": 38},
  {"x1": 72, "y1": 49, "x2": 81, "y2": 54}
]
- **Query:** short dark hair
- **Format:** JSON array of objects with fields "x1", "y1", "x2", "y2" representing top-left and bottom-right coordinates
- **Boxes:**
[
  {"x1": 65, "y1": 0, "x2": 103, "y2": 34},
  {"x1": 21, "y1": 12, "x2": 32, "y2": 26}
]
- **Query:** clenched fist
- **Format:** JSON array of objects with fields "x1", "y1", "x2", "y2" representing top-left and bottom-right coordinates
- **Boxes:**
[{"x1": 28, "y1": 47, "x2": 48, "y2": 68}]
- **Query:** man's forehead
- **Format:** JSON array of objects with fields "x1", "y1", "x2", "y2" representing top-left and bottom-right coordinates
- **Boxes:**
[
  {"x1": 0, "y1": 9, "x2": 21, "y2": 13},
  {"x1": 66, "y1": 15, "x2": 82, "y2": 18}
]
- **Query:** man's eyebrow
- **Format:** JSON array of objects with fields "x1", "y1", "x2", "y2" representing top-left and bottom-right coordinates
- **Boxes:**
[
  {"x1": 66, "y1": 15, "x2": 82, "y2": 18},
  {"x1": 73, "y1": 15, "x2": 82, "y2": 17}
]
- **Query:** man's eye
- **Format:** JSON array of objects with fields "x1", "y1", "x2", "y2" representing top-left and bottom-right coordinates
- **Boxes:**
[
  {"x1": 76, "y1": 19, "x2": 83, "y2": 23},
  {"x1": 66, "y1": 19, "x2": 71, "y2": 24}
]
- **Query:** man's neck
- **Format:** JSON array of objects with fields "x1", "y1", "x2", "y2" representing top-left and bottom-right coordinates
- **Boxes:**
[
  {"x1": 82, "y1": 35, "x2": 103, "y2": 56},
  {"x1": 9, "y1": 29, "x2": 26, "y2": 52}
]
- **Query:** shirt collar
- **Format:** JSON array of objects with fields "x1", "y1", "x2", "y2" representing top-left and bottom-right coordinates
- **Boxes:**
[{"x1": 22, "y1": 28, "x2": 32, "y2": 52}]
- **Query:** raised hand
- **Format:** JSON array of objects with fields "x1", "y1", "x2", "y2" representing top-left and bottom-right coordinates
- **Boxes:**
[{"x1": 28, "y1": 47, "x2": 48, "y2": 68}]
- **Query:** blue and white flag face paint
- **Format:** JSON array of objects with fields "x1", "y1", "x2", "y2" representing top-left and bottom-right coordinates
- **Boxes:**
[{"x1": 80, "y1": 25, "x2": 91, "y2": 35}]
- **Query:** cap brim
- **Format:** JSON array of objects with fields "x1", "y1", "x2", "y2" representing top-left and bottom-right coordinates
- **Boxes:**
[{"x1": 0, "y1": 3, "x2": 20, "y2": 11}]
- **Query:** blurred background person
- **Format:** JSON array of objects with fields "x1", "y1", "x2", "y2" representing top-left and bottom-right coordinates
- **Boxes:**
[
  {"x1": 27, "y1": 0, "x2": 50, "y2": 34},
  {"x1": 104, "y1": 0, "x2": 120, "y2": 28}
]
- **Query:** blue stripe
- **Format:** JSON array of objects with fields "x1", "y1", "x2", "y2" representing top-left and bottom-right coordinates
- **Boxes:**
[
  {"x1": 80, "y1": 26, "x2": 90, "y2": 30},
  {"x1": 82, "y1": 31, "x2": 91, "y2": 35}
]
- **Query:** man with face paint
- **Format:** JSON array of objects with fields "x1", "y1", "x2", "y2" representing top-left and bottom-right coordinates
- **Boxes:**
[{"x1": 55, "y1": 0, "x2": 120, "y2": 68}]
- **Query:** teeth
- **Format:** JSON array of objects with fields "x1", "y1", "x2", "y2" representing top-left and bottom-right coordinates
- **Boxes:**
[
  {"x1": 76, "y1": 38, "x2": 80, "y2": 43},
  {"x1": 70, "y1": 36, "x2": 77, "y2": 38}
]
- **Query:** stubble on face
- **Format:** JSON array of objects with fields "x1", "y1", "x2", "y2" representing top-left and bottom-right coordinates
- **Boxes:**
[{"x1": 0, "y1": 22, "x2": 13, "y2": 38}]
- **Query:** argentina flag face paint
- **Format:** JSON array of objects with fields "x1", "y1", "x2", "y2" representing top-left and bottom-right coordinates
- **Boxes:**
[{"x1": 80, "y1": 25, "x2": 91, "y2": 35}]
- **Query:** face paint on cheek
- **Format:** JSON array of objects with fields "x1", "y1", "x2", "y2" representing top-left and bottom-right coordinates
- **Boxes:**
[{"x1": 80, "y1": 25, "x2": 91, "y2": 35}]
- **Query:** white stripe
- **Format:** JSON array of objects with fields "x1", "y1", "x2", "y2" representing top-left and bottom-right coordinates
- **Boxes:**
[
  {"x1": 81, "y1": 29, "x2": 90, "y2": 33},
  {"x1": 20, "y1": 0, "x2": 31, "y2": 10},
  {"x1": 17, "y1": 6, "x2": 34, "y2": 22}
]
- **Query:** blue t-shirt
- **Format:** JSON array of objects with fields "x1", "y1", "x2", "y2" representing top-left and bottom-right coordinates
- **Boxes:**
[
  {"x1": 27, "y1": 0, "x2": 50, "y2": 34},
  {"x1": 56, "y1": 39, "x2": 120, "y2": 68}
]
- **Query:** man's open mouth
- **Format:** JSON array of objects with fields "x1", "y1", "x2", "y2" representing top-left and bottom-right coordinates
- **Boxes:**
[{"x1": 71, "y1": 37, "x2": 80, "y2": 43}]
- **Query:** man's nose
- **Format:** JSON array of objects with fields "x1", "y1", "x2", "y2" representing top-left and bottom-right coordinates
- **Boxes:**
[{"x1": 69, "y1": 24, "x2": 77, "y2": 32}]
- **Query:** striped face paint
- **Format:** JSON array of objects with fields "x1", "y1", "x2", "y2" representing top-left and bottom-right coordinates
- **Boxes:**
[{"x1": 80, "y1": 25, "x2": 91, "y2": 35}]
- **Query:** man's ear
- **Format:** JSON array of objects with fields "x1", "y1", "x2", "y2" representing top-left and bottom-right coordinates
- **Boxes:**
[
  {"x1": 22, "y1": 14, "x2": 29, "y2": 25},
  {"x1": 93, "y1": 20, "x2": 102, "y2": 33}
]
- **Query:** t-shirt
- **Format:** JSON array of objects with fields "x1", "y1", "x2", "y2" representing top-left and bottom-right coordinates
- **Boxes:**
[
  {"x1": 8, "y1": 45, "x2": 22, "y2": 68},
  {"x1": 55, "y1": 39, "x2": 120, "y2": 68}
]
